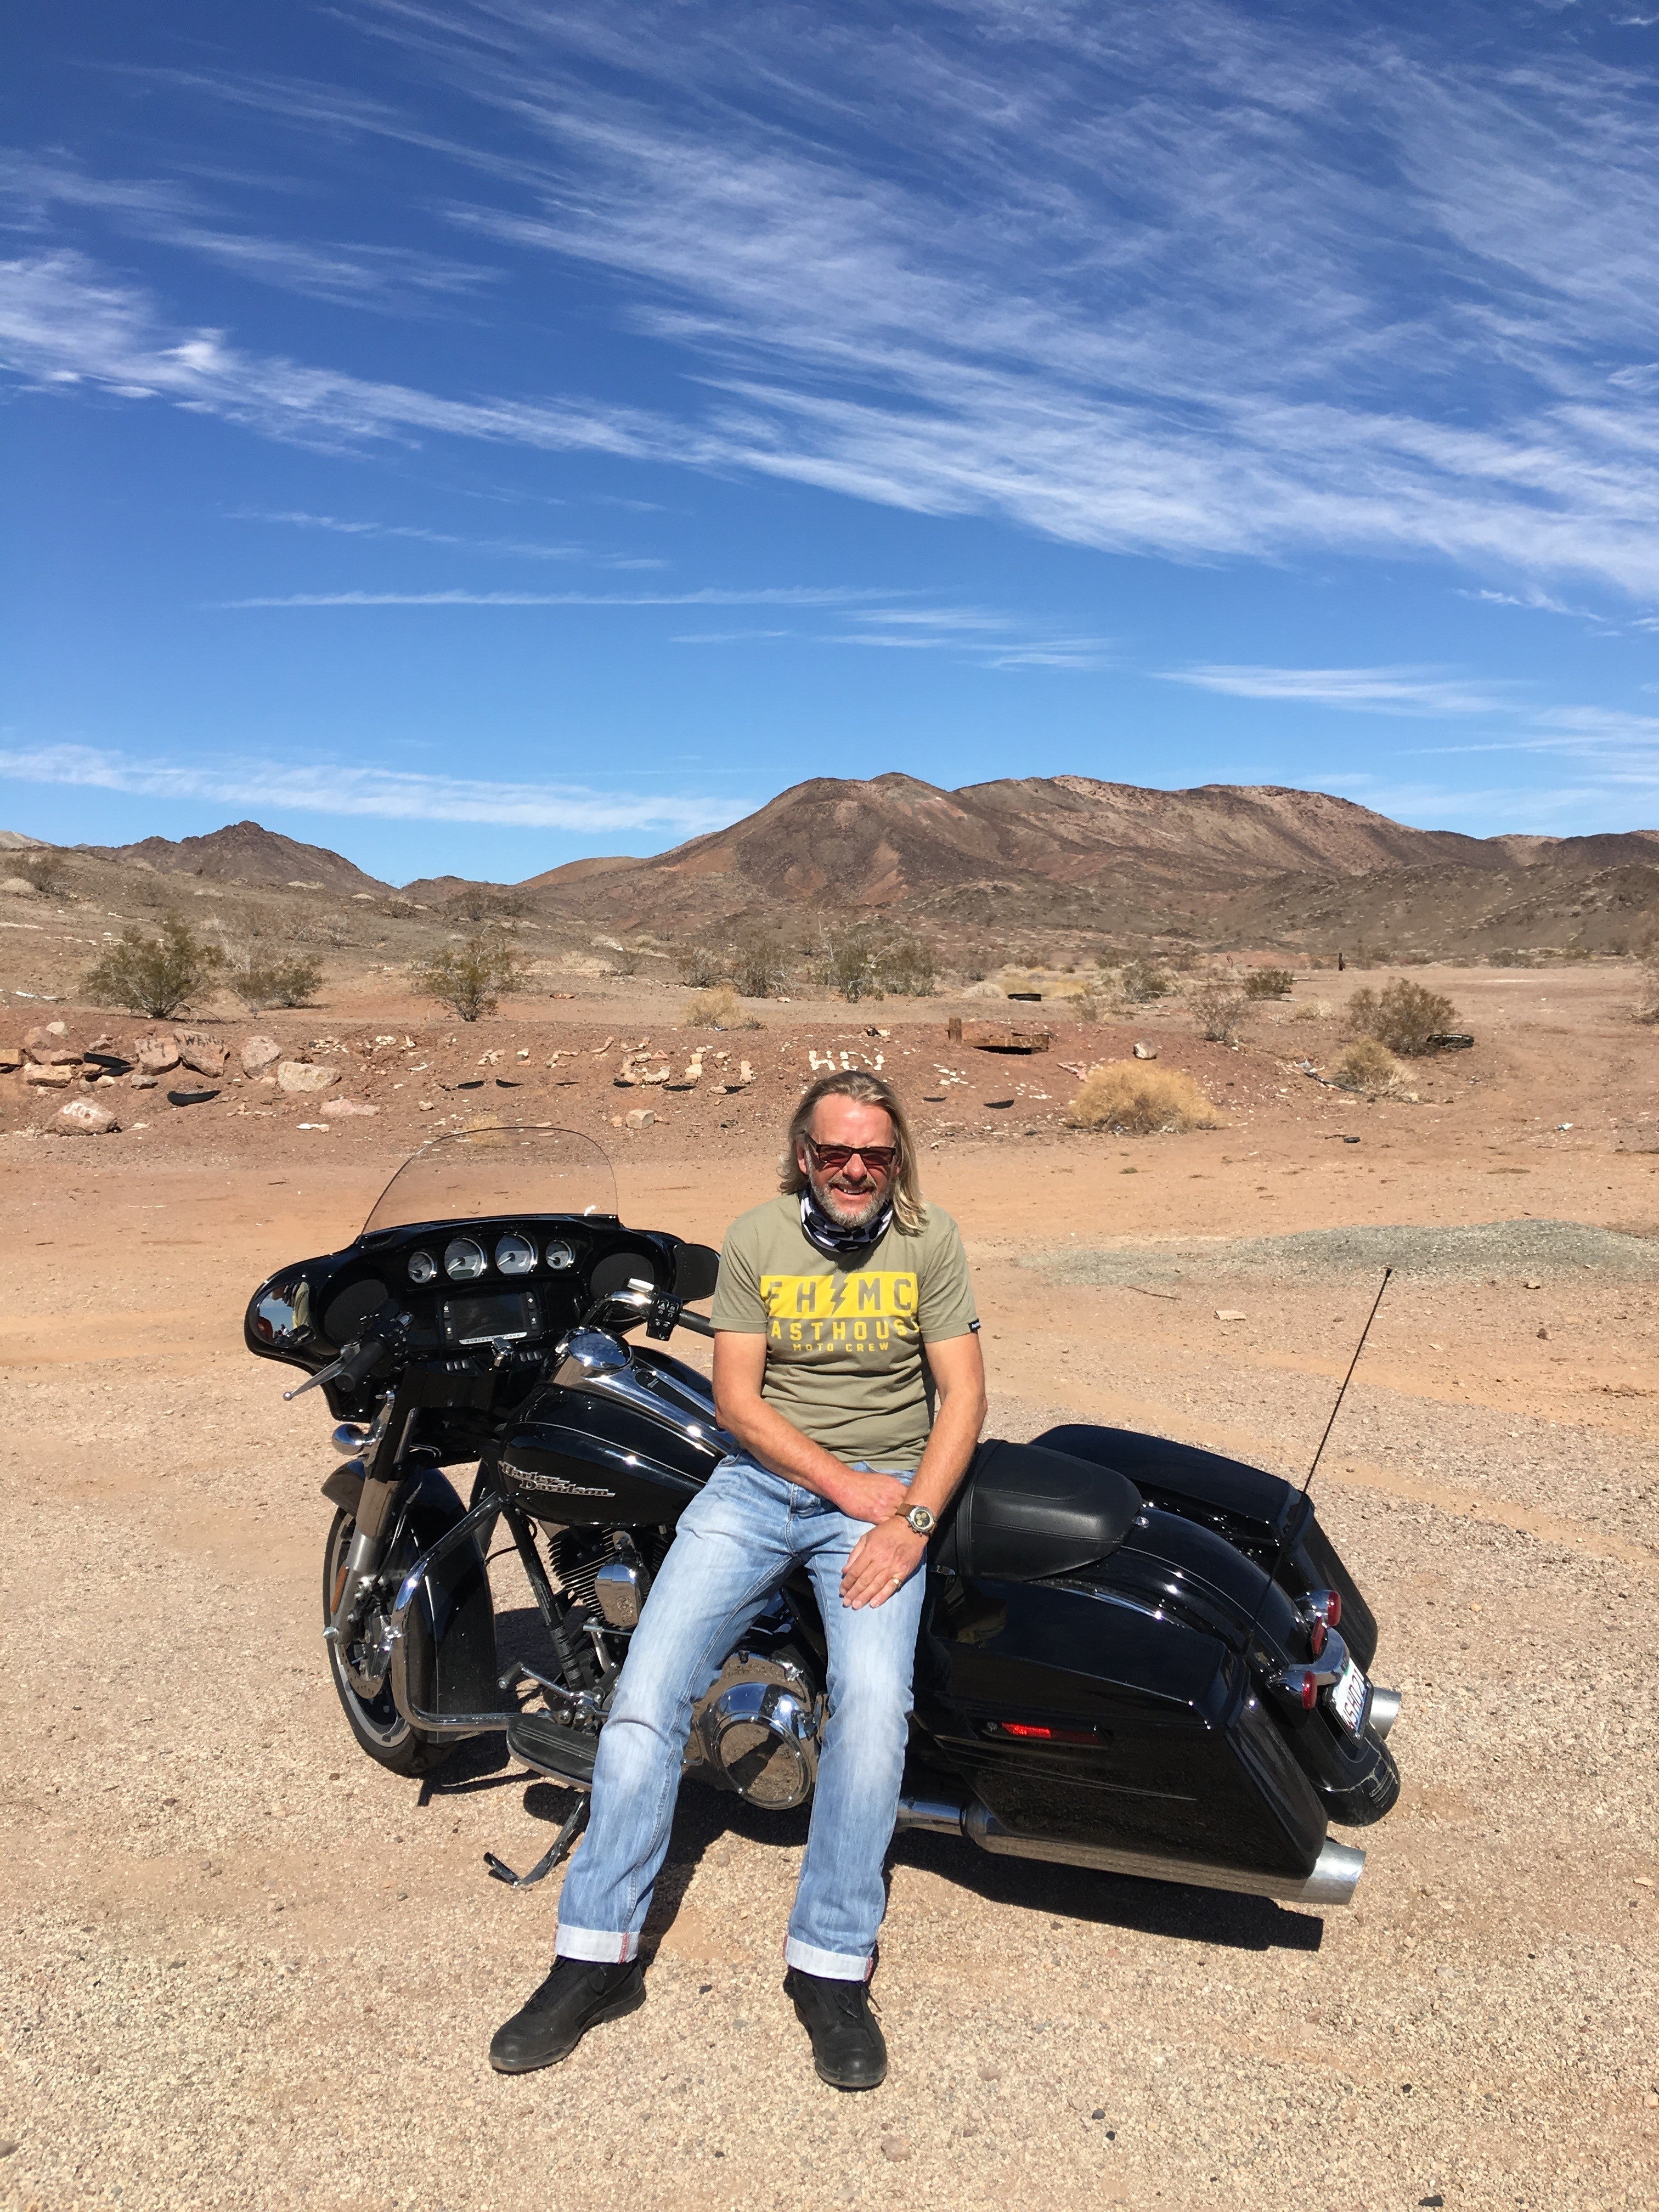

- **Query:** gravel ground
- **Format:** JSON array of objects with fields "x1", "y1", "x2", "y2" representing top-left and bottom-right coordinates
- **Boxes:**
[
  {"x1": 1036, "y1": 1218, "x2": 1659, "y2": 1288},
  {"x1": 3, "y1": 1161, "x2": 1656, "y2": 2212}
]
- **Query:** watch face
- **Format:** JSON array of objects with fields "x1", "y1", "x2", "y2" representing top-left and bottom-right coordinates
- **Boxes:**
[{"x1": 907, "y1": 1505, "x2": 936, "y2": 1534}]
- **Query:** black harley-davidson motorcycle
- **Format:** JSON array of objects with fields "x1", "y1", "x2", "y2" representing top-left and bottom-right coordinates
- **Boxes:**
[{"x1": 246, "y1": 1126, "x2": 1401, "y2": 1906}]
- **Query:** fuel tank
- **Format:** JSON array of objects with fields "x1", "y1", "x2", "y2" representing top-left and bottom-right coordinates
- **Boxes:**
[{"x1": 490, "y1": 1380, "x2": 723, "y2": 1526}]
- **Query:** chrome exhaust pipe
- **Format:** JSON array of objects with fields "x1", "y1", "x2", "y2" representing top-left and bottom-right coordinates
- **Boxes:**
[
  {"x1": 894, "y1": 1795, "x2": 1365, "y2": 1908},
  {"x1": 1367, "y1": 1686, "x2": 1402, "y2": 1741}
]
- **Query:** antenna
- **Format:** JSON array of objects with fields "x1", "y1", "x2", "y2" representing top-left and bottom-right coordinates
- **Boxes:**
[{"x1": 1242, "y1": 1266, "x2": 1392, "y2": 1652}]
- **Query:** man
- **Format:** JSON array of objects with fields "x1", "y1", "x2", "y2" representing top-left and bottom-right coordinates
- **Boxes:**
[{"x1": 490, "y1": 1069, "x2": 986, "y2": 2089}]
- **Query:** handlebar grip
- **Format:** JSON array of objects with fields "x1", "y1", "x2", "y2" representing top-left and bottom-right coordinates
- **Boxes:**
[
  {"x1": 675, "y1": 1310, "x2": 716, "y2": 1339},
  {"x1": 336, "y1": 1335, "x2": 387, "y2": 1389}
]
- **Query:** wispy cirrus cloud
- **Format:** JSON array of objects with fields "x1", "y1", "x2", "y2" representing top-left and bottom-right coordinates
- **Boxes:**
[
  {"x1": 1160, "y1": 664, "x2": 1513, "y2": 716},
  {"x1": 228, "y1": 509, "x2": 663, "y2": 566},
  {"x1": 0, "y1": 741, "x2": 747, "y2": 834},
  {"x1": 13, "y1": 4, "x2": 1659, "y2": 602},
  {"x1": 215, "y1": 584, "x2": 887, "y2": 608}
]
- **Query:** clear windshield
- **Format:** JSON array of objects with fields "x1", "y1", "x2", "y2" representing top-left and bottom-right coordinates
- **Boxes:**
[{"x1": 360, "y1": 1125, "x2": 618, "y2": 1236}]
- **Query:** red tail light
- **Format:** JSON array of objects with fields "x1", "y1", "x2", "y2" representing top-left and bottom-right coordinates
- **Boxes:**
[
  {"x1": 987, "y1": 1720, "x2": 1098, "y2": 1744},
  {"x1": 1308, "y1": 1618, "x2": 1328, "y2": 1658},
  {"x1": 1306, "y1": 1589, "x2": 1342, "y2": 1629},
  {"x1": 1277, "y1": 1667, "x2": 1318, "y2": 1711}
]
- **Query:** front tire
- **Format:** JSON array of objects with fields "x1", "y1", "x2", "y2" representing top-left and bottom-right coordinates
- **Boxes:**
[{"x1": 323, "y1": 1507, "x2": 455, "y2": 1776}]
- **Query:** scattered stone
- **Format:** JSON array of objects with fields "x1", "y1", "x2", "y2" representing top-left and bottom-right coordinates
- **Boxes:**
[
  {"x1": 625, "y1": 1108, "x2": 655, "y2": 1130},
  {"x1": 54, "y1": 1096, "x2": 120, "y2": 1136},
  {"x1": 168, "y1": 1087, "x2": 219, "y2": 1108},
  {"x1": 0, "y1": 1044, "x2": 21, "y2": 1071},
  {"x1": 880, "y1": 2137, "x2": 912, "y2": 2162},
  {"x1": 241, "y1": 1035, "x2": 282, "y2": 1077},
  {"x1": 1215, "y1": 1308, "x2": 1248, "y2": 1322},
  {"x1": 1538, "y1": 1327, "x2": 1551, "y2": 1340},
  {"x1": 947, "y1": 1016, "x2": 1052, "y2": 1054},
  {"x1": 278, "y1": 1060, "x2": 340, "y2": 1094},
  {"x1": 24, "y1": 1022, "x2": 80, "y2": 1065},
  {"x1": 128, "y1": 1070, "x2": 158, "y2": 1090},
  {"x1": 134, "y1": 1034, "x2": 181, "y2": 1074},
  {"x1": 1523, "y1": 1278, "x2": 1542, "y2": 1291},
  {"x1": 178, "y1": 1032, "x2": 227, "y2": 1077},
  {"x1": 1132, "y1": 1041, "x2": 1158, "y2": 1060},
  {"x1": 667, "y1": 1052, "x2": 704, "y2": 1091},
  {"x1": 320, "y1": 1098, "x2": 379, "y2": 1117},
  {"x1": 24, "y1": 1062, "x2": 78, "y2": 1087}
]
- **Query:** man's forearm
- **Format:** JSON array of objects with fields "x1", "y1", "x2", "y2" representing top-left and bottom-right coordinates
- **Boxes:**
[
  {"x1": 717, "y1": 1390, "x2": 866, "y2": 1508},
  {"x1": 904, "y1": 1380, "x2": 987, "y2": 1518}
]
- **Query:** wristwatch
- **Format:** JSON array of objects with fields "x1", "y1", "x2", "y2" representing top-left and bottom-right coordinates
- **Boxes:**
[{"x1": 903, "y1": 1503, "x2": 937, "y2": 1538}]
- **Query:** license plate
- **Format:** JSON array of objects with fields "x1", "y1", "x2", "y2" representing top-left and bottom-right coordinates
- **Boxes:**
[{"x1": 1328, "y1": 1656, "x2": 1369, "y2": 1737}]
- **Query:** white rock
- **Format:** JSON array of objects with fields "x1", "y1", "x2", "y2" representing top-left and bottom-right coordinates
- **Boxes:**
[
  {"x1": 54, "y1": 1096, "x2": 120, "y2": 1136},
  {"x1": 320, "y1": 1097, "x2": 378, "y2": 1117},
  {"x1": 625, "y1": 1107, "x2": 655, "y2": 1130},
  {"x1": 241, "y1": 1035, "x2": 282, "y2": 1077},
  {"x1": 1132, "y1": 1041, "x2": 1158, "y2": 1060},
  {"x1": 277, "y1": 1060, "x2": 340, "y2": 1094}
]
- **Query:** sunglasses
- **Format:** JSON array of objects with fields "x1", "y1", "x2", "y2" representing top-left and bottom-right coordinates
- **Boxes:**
[{"x1": 804, "y1": 1133, "x2": 897, "y2": 1175}]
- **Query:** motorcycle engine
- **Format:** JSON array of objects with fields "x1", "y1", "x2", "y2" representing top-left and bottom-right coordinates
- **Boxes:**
[{"x1": 689, "y1": 1645, "x2": 822, "y2": 1811}]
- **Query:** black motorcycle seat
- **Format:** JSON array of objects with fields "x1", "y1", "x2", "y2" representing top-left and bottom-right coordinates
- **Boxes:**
[{"x1": 934, "y1": 1438, "x2": 1142, "y2": 1584}]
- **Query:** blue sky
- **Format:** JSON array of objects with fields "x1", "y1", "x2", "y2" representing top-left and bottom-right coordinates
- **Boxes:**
[{"x1": 4, "y1": 0, "x2": 1658, "y2": 884}]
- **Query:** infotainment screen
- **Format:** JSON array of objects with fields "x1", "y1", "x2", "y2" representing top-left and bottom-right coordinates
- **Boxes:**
[{"x1": 441, "y1": 1290, "x2": 544, "y2": 1346}]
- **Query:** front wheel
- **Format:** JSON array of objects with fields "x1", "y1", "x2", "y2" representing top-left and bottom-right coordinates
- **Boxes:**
[{"x1": 323, "y1": 1508, "x2": 455, "y2": 1776}]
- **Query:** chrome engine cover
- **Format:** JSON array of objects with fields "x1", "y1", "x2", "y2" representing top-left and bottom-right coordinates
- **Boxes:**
[{"x1": 687, "y1": 1649, "x2": 821, "y2": 1810}]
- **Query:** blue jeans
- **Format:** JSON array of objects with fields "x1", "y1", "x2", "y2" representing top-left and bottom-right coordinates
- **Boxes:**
[{"x1": 554, "y1": 1452, "x2": 926, "y2": 1979}]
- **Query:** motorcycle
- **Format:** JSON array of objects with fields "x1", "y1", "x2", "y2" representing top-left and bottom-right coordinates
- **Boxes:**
[{"x1": 246, "y1": 1125, "x2": 1401, "y2": 1906}]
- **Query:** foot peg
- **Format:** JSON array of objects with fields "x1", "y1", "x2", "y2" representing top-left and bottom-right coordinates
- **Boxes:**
[{"x1": 506, "y1": 1711, "x2": 599, "y2": 1786}]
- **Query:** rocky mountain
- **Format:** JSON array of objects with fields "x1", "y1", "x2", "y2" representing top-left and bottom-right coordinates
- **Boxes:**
[{"x1": 84, "y1": 820, "x2": 390, "y2": 898}]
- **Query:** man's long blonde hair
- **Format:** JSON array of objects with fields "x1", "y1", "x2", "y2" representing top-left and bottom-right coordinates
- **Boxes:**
[{"x1": 780, "y1": 1069, "x2": 925, "y2": 1233}]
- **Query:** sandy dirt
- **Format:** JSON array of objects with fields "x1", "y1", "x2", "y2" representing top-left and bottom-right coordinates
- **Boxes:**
[{"x1": 2, "y1": 965, "x2": 1656, "y2": 2211}]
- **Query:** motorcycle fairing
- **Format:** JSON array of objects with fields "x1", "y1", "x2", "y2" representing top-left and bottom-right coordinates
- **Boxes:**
[{"x1": 388, "y1": 1463, "x2": 501, "y2": 1730}]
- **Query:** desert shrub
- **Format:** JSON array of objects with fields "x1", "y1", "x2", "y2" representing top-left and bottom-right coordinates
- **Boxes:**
[
  {"x1": 227, "y1": 952, "x2": 323, "y2": 1012},
  {"x1": 875, "y1": 934, "x2": 936, "y2": 996},
  {"x1": 1118, "y1": 958, "x2": 1173, "y2": 1003},
  {"x1": 676, "y1": 943, "x2": 727, "y2": 989},
  {"x1": 1291, "y1": 998, "x2": 1331, "y2": 1024},
  {"x1": 381, "y1": 896, "x2": 418, "y2": 920},
  {"x1": 731, "y1": 927, "x2": 789, "y2": 1000},
  {"x1": 287, "y1": 915, "x2": 347, "y2": 949},
  {"x1": 21, "y1": 849, "x2": 69, "y2": 899},
  {"x1": 1068, "y1": 986, "x2": 1105, "y2": 1023},
  {"x1": 814, "y1": 923, "x2": 878, "y2": 1002},
  {"x1": 1635, "y1": 956, "x2": 1659, "y2": 1024},
  {"x1": 681, "y1": 983, "x2": 760, "y2": 1030},
  {"x1": 1063, "y1": 1062, "x2": 1221, "y2": 1135},
  {"x1": 1188, "y1": 980, "x2": 1249, "y2": 1045},
  {"x1": 605, "y1": 943, "x2": 642, "y2": 978},
  {"x1": 83, "y1": 915, "x2": 224, "y2": 1018},
  {"x1": 1242, "y1": 966, "x2": 1294, "y2": 1000},
  {"x1": 444, "y1": 885, "x2": 524, "y2": 924},
  {"x1": 411, "y1": 928, "x2": 523, "y2": 1022},
  {"x1": 1334, "y1": 1037, "x2": 1401, "y2": 1094},
  {"x1": 1346, "y1": 975, "x2": 1459, "y2": 1056}
]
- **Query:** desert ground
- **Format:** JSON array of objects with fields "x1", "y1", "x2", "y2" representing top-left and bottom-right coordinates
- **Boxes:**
[{"x1": 2, "y1": 960, "x2": 1655, "y2": 2212}]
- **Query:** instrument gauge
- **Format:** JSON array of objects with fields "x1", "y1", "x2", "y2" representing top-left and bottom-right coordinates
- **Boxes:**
[
  {"x1": 443, "y1": 1237, "x2": 487, "y2": 1283},
  {"x1": 543, "y1": 1239, "x2": 574, "y2": 1272},
  {"x1": 495, "y1": 1233, "x2": 536, "y2": 1277},
  {"x1": 407, "y1": 1249, "x2": 437, "y2": 1286}
]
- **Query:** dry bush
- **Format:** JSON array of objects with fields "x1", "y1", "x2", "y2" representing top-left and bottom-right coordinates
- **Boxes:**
[
  {"x1": 1118, "y1": 958, "x2": 1173, "y2": 1003},
  {"x1": 83, "y1": 916, "x2": 224, "y2": 1018},
  {"x1": 1635, "y1": 956, "x2": 1659, "y2": 1024},
  {"x1": 875, "y1": 933, "x2": 936, "y2": 996},
  {"x1": 411, "y1": 928, "x2": 523, "y2": 1022},
  {"x1": 731, "y1": 927, "x2": 790, "y2": 999},
  {"x1": 444, "y1": 885, "x2": 524, "y2": 924},
  {"x1": 1068, "y1": 986, "x2": 1105, "y2": 1023},
  {"x1": 681, "y1": 983, "x2": 760, "y2": 1030},
  {"x1": 1063, "y1": 1061, "x2": 1221, "y2": 1135},
  {"x1": 1346, "y1": 975, "x2": 1460, "y2": 1055},
  {"x1": 1242, "y1": 966, "x2": 1294, "y2": 1000},
  {"x1": 1291, "y1": 998, "x2": 1331, "y2": 1024},
  {"x1": 227, "y1": 951, "x2": 322, "y2": 1012},
  {"x1": 1334, "y1": 1036, "x2": 1401, "y2": 1094},
  {"x1": 1188, "y1": 980, "x2": 1250, "y2": 1044}
]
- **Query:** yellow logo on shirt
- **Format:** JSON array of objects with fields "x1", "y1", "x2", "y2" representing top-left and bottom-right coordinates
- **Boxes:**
[{"x1": 758, "y1": 1271, "x2": 919, "y2": 1353}]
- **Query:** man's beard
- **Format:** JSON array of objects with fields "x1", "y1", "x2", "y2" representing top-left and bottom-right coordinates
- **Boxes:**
[{"x1": 808, "y1": 1166, "x2": 884, "y2": 1229}]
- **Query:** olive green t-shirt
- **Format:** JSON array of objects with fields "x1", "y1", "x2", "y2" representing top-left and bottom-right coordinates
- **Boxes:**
[{"x1": 710, "y1": 1193, "x2": 978, "y2": 1470}]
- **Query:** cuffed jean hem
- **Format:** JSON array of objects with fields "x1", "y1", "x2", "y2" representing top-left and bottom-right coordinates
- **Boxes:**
[
  {"x1": 783, "y1": 1936, "x2": 871, "y2": 1980},
  {"x1": 554, "y1": 1926, "x2": 640, "y2": 1965}
]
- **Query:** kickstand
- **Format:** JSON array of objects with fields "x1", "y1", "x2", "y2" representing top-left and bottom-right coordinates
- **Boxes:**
[{"x1": 484, "y1": 1797, "x2": 589, "y2": 1889}]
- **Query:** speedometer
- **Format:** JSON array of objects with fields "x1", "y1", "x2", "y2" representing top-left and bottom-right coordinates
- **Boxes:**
[
  {"x1": 443, "y1": 1237, "x2": 487, "y2": 1282},
  {"x1": 543, "y1": 1239, "x2": 574, "y2": 1271},
  {"x1": 495, "y1": 1233, "x2": 535, "y2": 1276},
  {"x1": 407, "y1": 1249, "x2": 437, "y2": 1286}
]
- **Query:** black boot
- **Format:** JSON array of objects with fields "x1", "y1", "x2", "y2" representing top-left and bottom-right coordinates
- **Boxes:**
[
  {"x1": 489, "y1": 1956, "x2": 645, "y2": 2074},
  {"x1": 784, "y1": 1967, "x2": 888, "y2": 2090}
]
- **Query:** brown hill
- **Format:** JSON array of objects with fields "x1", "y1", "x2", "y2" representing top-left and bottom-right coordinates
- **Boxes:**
[{"x1": 86, "y1": 820, "x2": 389, "y2": 896}]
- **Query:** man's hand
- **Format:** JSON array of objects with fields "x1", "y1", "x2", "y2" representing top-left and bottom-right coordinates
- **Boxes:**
[
  {"x1": 837, "y1": 1469, "x2": 910, "y2": 1525},
  {"x1": 841, "y1": 1516, "x2": 926, "y2": 1610}
]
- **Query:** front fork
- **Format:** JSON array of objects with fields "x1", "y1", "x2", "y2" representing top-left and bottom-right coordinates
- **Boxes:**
[{"x1": 324, "y1": 1376, "x2": 419, "y2": 1649}]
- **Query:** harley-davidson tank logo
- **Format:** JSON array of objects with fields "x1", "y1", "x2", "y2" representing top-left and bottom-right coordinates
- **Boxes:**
[{"x1": 500, "y1": 1458, "x2": 614, "y2": 1499}]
